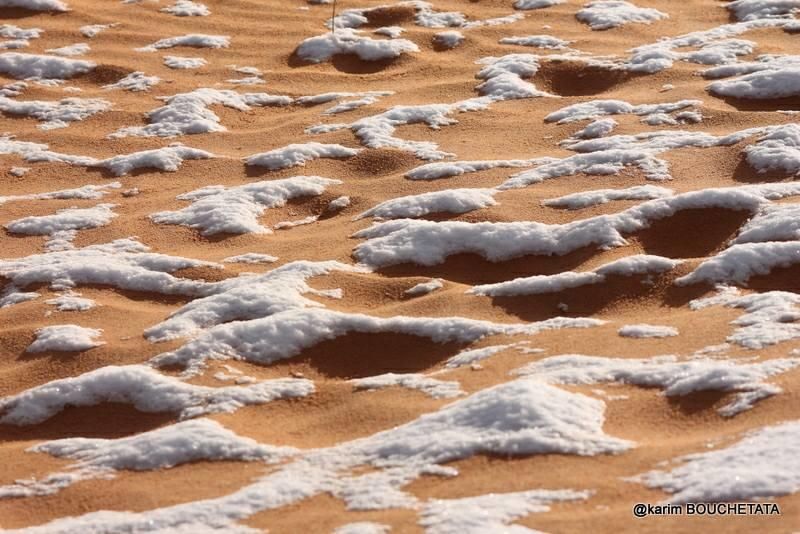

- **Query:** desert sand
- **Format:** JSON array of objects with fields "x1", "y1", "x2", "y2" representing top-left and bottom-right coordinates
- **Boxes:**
[{"x1": 1, "y1": 0, "x2": 800, "y2": 532}]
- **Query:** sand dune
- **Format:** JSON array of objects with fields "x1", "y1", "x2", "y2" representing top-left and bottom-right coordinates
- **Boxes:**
[{"x1": 1, "y1": 0, "x2": 800, "y2": 532}]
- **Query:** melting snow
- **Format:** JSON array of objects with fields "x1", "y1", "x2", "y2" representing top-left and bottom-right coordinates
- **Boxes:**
[
  {"x1": 618, "y1": 324, "x2": 679, "y2": 338},
  {"x1": 351, "y1": 373, "x2": 464, "y2": 398},
  {"x1": 26, "y1": 324, "x2": 104, "y2": 353},
  {"x1": 245, "y1": 143, "x2": 359, "y2": 170}
]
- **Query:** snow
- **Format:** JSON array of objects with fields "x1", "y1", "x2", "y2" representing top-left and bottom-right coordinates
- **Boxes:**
[
  {"x1": 515, "y1": 354, "x2": 800, "y2": 416},
  {"x1": 2, "y1": 377, "x2": 627, "y2": 532},
  {"x1": 9, "y1": 166, "x2": 29, "y2": 176},
  {"x1": 143, "y1": 260, "x2": 362, "y2": 342},
  {"x1": 0, "y1": 365, "x2": 314, "y2": 425},
  {"x1": 150, "y1": 308, "x2": 602, "y2": 374},
  {"x1": 245, "y1": 143, "x2": 359, "y2": 170},
  {"x1": 79, "y1": 24, "x2": 117, "y2": 38},
  {"x1": 327, "y1": 196, "x2": 351, "y2": 212},
  {"x1": 445, "y1": 343, "x2": 523, "y2": 368},
  {"x1": 223, "y1": 253, "x2": 278, "y2": 264},
  {"x1": 6, "y1": 203, "x2": 117, "y2": 236},
  {"x1": 110, "y1": 88, "x2": 291, "y2": 138},
  {"x1": 95, "y1": 145, "x2": 214, "y2": 176},
  {"x1": 709, "y1": 65, "x2": 800, "y2": 99},
  {"x1": 543, "y1": 185, "x2": 673, "y2": 209},
  {"x1": 297, "y1": 91, "x2": 393, "y2": 115},
  {"x1": 577, "y1": 1, "x2": 667, "y2": 31},
  {"x1": 296, "y1": 29, "x2": 419, "y2": 63},
  {"x1": 0, "y1": 182, "x2": 120, "y2": 205},
  {"x1": 0, "y1": 238, "x2": 219, "y2": 296},
  {"x1": 102, "y1": 71, "x2": 160, "y2": 92},
  {"x1": 744, "y1": 124, "x2": 800, "y2": 175},
  {"x1": 734, "y1": 203, "x2": 800, "y2": 243},
  {"x1": 691, "y1": 289, "x2": 800, "y2": 349},
  {"x1": 26, "y1": 324, "x2": 104, "y2": 352},
  {"x1": 545, "y1": 99, "x2": 701, "y2": 124},
  {"x1": 469, "y1": 255, "x2": 679, "y2": 297},
  {"x1": 357, "y1": 188, "x2": 497, "y2": 220},
  {"x1": 161, "y1": 0, "x2": 209, "y2": 16},
  {"x1": 573, "y1": 118, "x2": 617, "y2": 139},
  {"x1": 0, "y1": 286, "x2": 39, "y2": 308},
  {"x1": 514, "y1": 0, "x2": 564, "y2": 10},
  {"x1": 0, "y1": 95, "x2": 110, "y2": 129},
  {"x1": 150, "y1": 176, "x2": 340, "y2": 236},
  {"x1": 420, "y1": 489, "x2": 590, "y2": 534},
  {"x1": 618, "y1": 324, "x2": 679, "y2": 338},
  {"x1": 45, "y1": 43, "x2": 90, "y2": 57},
  {"x1": 0, "y1": 0, "x2": 68, "y2": 11},
  {"x1": 636, "y1": 420, "x2": 800, "y2": 502},
  {"x1": 137, "y1": 34, "x2": 230, "y2": 52},
  {"x1": 46, "y1": 292, "x2": 96, "y2": 311},
  {"x1": 0, "y1": 53, "x2": 94, "y2": 79},
  {"x1": 354, "y1": 184, "x2": 775, "y2": 267},
  {"x1": 334, "y1": 523, "x2": 390, "y2": 534},
  {"x1": 500, "y1": 35, "x2": 571, "y2": 49},
  {"x1": 163, "y1": 55, "x2": 207, "y2": 69},
  {"x1": 677, "y1": 241, "x2": 800, "y2": 286},
  {"x1": 475, "y1": 54, "x2": 550, "y2": 101},
  {"x1": 375, "y1": 26, "x2": 404, "y2": 38},
  {"x1": 406, "y1": 159, "x2": 539, "y2": 180},
  {"x1": 405, "y1": 278, "x2": 444, "y2": 296},
  {"x1": 1, "y1": 25, "x2": 43, "y2": 41},
  {"x1": 351, "y1": 373, "x2": 463, "y2": 398},
  {"x1": 726, "y1": 0, "x2": 800, "y2": 21},
  {"x1": 432, "y1": 31, "x2": 464, "y2": 50},
  {"x1": 0, "y1": 419, "x2": 291, "y2": 498}
]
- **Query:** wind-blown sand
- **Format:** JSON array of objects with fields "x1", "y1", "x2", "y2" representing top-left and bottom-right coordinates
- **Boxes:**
[{"x1": 1, "y1": 0, "x2": 800, "y2": 532}]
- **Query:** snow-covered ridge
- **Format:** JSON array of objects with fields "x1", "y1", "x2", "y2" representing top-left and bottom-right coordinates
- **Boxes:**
[{"x1": 0, "y1": 365, "x2": 314, "y2": 425}]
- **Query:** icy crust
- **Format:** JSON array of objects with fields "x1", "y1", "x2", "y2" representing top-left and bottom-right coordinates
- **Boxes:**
[
  {"x1": 161, "y1": 0, "x2": 209, "y2": 16},
  {"x1": 500, "y1": 35, "x2": 571, "y2": 49},
  {"x1": 353, "y1": 184, "x2": 800, "y2": 269},
  {"x1": 691, "y1": 289, "x2": 800, "y2": 349},
  {"x1": 515, "y1": 354, "x2": 800, "y2": 416},
  {"x1": 576, "y1": 1, "x2": 667, "y2": 31},
  {"x1": 163, "y1": 55, "x2": 207, "y2": 69},
  {"x1": 405, "y1": 278, "x2": 444, "y2": 296},
  {"x1": 245, "y1": 143, "x2": 359, "y2": 170},
  {"x1": 0, "y1": 238, "x2": 219, "y2": 296},
  {"x1": 136, "y1": 34, "x2": 229, "y2": 52},
  {"x1": 0, "y1": 365, "x2": 314, "y2": 425},
  {"x1": 144, "y1": 260, "x2": 364, "y2": 342},
  {"x1": 543, "y1": 185, "x2": 673, "y2": 209},
  {"x1": 469, "y1": 255, "x2": 679, "y2": 297},
  {"x1": 0, "y1": 419, "x2": 293, "y2": 498},
  {"x1": 351, "y1": 373, "x2": 464, "y2": 398},
  {"x1": 405, "y1": 159, "x2": 540, "y2": 180},
  {"x1": 635, "y1": 419, "x2": 800, "y2": 503},
  {"x1": 545, "y1": 99, "x2": 701, "y2": 124},
  {"x1": 2, "y1": 378, "x2": 624, "y2": 533},
  {"x1": 102, "y1": 71, "x2": 160, "y2": 92},
  {"x1": 109, "y1": 88, "x2": 292, "y2": 138},
  {"x1": 26, "y1": 324, "x2": 104, "y2": 353},
  {"x1": 150, "y1": 176, "x2": 340, "y2": 236},
  {"x1": 618, "y1": 324, "x2": 678, "y2": 338},
  {"x1": 6, "y1": 203, "x2": 117, "y2": 236},
  {"x1": 79, "y1": 24, "x2": 117, "y2": 38},
  {"x1": 514, "y1": 0, "x2": 564, "y2": 8},
  {"x1": 296, "y1": 91, "x2": 393, "y2": 115},
  {"x1": 357, "y1": 188, "x2": 497, "y2": 220},
  {"x1": 0, "y1": 53, "x2": 94, "y2": 79},
  {"x1": 0, "y1": 0, "x2": 68, "y2": 11},
  {"x1": 46, "y1": 43, "x2": 89, "y2": 57},
  {"x1": 420, "y1": 489, "x2": 590, "y2": 533},
  {"x1": 150, "y1": 308, "x2": 602, "y2": 374},
  {"x1": 0, "y1": 182, "x2": 120, "y2": 205},
  {"x1": 296, "y1": 29, "x2": 419, "y2": 63}
]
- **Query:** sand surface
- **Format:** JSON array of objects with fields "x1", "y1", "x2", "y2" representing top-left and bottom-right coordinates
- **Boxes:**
[{"x1": 1, "y1": 0, "x2": 800, "y2": 532}]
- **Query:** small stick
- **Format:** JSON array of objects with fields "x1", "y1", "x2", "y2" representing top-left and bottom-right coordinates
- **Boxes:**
[{"x1": 332, "y1": 0, "x2": 337, "y2": 37}]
